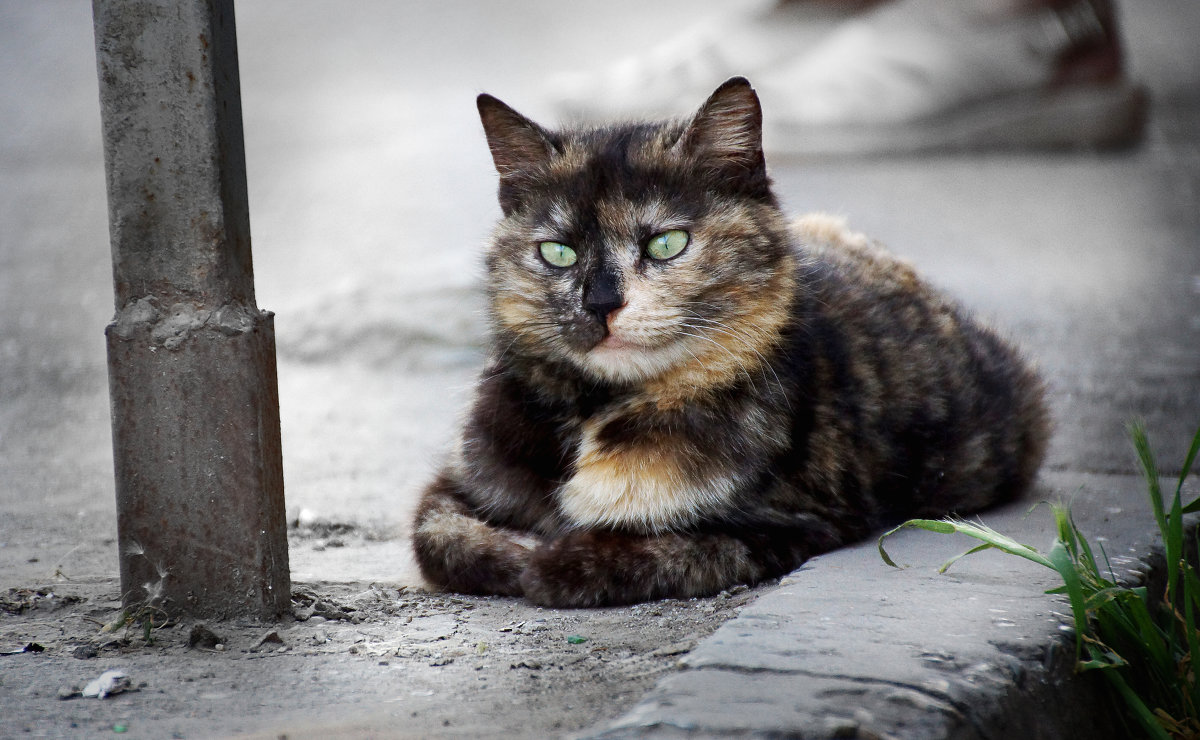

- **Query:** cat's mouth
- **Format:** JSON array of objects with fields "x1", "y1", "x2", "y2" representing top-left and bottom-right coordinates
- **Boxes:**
[
  {"x1": 579, "y1": 327, "x2": 691, "y2": 383},
  {"x1": 594, "y1": 333, "x2": 644, "y2": 352},
  {"x1": 590, "y1": 328, "x2": 657, "y2": 352}
]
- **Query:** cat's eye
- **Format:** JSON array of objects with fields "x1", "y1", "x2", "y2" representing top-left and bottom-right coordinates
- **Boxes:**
[
  {"x1": 539, "y1": 241, "x2": 577, "y2": 268},
  {"x1": 645, "y1": 230, "x2": 689, "y2": 261}
]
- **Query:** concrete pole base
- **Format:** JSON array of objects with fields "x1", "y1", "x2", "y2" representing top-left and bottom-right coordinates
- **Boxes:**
[{"x1": 107, "y1": 299, "x2": 289, "y2": 620}]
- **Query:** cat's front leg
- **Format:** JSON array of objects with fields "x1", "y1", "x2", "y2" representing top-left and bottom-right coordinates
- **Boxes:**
[
  {"x1": 520, "y1": 529, "x2": 784, "y2": 607},
  {"x1": 412, "y1": 472, "x2": 541, "y2": 596}
]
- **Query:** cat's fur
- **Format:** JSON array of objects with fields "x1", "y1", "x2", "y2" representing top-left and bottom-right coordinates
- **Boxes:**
[{"x1": 411, "y1": 78, "x2": 1049, "y2": 607}]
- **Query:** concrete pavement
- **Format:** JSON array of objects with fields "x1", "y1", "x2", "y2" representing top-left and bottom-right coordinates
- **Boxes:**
[{"x1": 2, "y1": 1, "x2": 1199, "y2": 737}]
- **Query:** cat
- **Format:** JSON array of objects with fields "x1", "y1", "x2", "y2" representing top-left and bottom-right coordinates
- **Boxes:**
[{"x1": 411, "y1": 77, "x2": 1049, "y2": 608}]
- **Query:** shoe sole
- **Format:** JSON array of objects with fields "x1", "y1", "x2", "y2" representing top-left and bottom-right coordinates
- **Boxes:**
[{"x1": 763, "y1": 81, "x2": 1149, "y2": 158}]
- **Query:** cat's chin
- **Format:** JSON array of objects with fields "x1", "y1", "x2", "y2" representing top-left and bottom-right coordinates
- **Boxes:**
[
  {"x1": 577, "y1": 337, "x2": 689, "y2": 385},
  {"x1": 595, "y1": 333, "x2": 643, "y2": 352}
]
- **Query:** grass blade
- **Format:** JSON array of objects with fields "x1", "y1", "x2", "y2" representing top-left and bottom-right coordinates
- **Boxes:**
[
  {"x1": 1182, "y1": 560, "x2": 1200, "y2": 717},
  {"x1": 1101, "y1": 664, "x2": 1174, "y2": 740},
  {"x1": 1168, "y1": 483, "x2": 1184, "y2": 604},
  {"x1": 1178, "y1": 423, "x2": 1200, "y2": 514},
  {"x1": 1047, "y1": 539, "x2": 1089, "y2": 658},
  {"x1": 1132, "y1": 422, "x2": 1179, "y2": 602},
  {"x1": 1131, "y1": 422, "x2": 1166, "y2": 532},
  {"x1": 1069, "y1": 510, "x2": 1105, "y2": 583},
  {"x1": 1177, "y1": 424, "x2": 1200, "y2": 494},
  {"x1": 877, "y1": 518, "x2": 1053, "y2": 571},
  {"x1": 938, "y1": 543, "x2": 996, "y2": 574}
]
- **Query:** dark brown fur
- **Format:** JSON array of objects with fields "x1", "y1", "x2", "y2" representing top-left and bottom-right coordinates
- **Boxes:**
[{"x1": 410, "y1": 78, "x2": 1049, "y2": 607}]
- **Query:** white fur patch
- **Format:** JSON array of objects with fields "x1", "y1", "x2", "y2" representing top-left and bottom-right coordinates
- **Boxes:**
[{"x1": 556, "y1": 416, "x2": 736, "y2": 532}]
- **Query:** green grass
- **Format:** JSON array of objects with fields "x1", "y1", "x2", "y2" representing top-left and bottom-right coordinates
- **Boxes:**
[{"x1": 878, "y1": 422, "x2": 1200, "y2": 739}]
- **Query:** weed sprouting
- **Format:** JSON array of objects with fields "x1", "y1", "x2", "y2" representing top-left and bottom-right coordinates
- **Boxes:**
[
  {"x1": 879, "y1": 422, "x2": 1200, "y2": 740},
  {"x1": 103, "y1": 542, "x2": 173, "y2": 644}
]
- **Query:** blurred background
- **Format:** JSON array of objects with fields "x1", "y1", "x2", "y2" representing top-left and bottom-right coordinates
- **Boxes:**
[{"x1": 1, "y1": 1, "x2": 1198, "y2": 588}]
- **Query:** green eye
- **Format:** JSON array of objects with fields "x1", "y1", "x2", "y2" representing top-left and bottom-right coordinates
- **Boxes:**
[
  {"x1": 539, "y1": 241, "x2": 577, "y2": 268},
  {"x1": 645, "y1": 230, "x2": 689, "y2": 261}
]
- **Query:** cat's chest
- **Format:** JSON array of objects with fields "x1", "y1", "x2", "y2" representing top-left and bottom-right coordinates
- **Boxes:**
[{"x1": 555, "y1": 401, "x2": 738, "y2": 532}]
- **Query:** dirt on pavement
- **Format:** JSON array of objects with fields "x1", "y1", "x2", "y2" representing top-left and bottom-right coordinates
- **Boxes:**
[{"x1": 1, "y1": 522, "x2": 762, "y2": 740}]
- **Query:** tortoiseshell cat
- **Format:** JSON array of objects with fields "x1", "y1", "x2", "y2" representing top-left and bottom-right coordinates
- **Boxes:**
[{"x1": 412, "y1": 78, "x2": 1049, "y2": 607}]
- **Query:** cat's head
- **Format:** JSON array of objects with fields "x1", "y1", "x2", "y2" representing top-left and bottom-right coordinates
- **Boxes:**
[{"x1": 478, "y1": 77, "x2": 796, "y2": 388}]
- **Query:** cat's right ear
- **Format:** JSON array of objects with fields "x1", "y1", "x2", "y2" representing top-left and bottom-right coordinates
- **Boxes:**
[{"x1": 477, "y1": 94, "x2": 558, "y2": 214}]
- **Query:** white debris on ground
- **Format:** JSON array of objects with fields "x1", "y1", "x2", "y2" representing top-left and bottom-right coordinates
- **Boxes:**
[{"x1": 81, "y1": 669, "x2": 132, "y2": 699}]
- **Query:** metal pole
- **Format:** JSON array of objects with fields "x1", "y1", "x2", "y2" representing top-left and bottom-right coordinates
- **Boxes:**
[{"x1": 92, "y1": 0, "x2": 289, "y2": 619}]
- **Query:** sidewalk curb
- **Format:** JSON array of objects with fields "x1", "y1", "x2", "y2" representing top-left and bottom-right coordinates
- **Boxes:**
[{"x1": 584, "y1": 472, "x2": 1170, "y2": 739}]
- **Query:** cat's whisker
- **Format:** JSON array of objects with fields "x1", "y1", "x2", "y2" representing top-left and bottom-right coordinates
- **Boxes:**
[
  {"x1": 678, "y1": 325, "x2": 760, "y2": 395},
  {"x1": 680, "y1": 316, "x2": 768, "y2": 353},
  {"x1": 676, "y1": 330, "x2": 758, "y2": 394},
  {"x1": 494, "y1": 319, "x2": 569, "y2": 360},
  {"x1": 679, "y1": 319, "x2": 790, "y2": 408},
  {"x1": 682, "y1": 305, "x2": 800, "y2": 381}
]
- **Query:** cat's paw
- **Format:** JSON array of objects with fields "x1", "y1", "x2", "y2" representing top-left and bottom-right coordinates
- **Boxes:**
[
  {"x1": 413, "y1": 503, "x2": 539, "y2": 597},
  {"x1": 520, "y1": 529, "x2": 775, "y2": 606},
  {"x1": 520, "y1": 532, "x2": 610, "y2": 607},
  {"x1": 520, "y1": 531, "x2": 657, "y2": 607}
]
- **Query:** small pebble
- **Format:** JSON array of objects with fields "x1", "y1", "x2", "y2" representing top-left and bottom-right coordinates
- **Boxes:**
[
  {"x1": 257, "y1": 631, "x2": 284, "y2": 648},
  {"x1": 188, "y1": 625, "x2": 223, "y2": 649}
]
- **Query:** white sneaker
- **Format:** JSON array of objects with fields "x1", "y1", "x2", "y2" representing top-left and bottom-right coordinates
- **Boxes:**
[
  {"x1": 757, "y1": 0, "x2": 1147, "y2": 156},
  {"x1": 546, "y1": 1, "x2": 873, "y2": 120}
]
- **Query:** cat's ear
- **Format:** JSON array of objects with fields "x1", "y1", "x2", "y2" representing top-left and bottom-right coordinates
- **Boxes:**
[
  {"x1": 674, "y1": 77, "x2": 765, "y2": 176},
  {"x1": 478, "y1": 94, "x2": 558, "y2": 213}
]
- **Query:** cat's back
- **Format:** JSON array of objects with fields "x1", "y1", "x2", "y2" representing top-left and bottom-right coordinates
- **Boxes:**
[
  {"x1": 792, "y1": 213, "x2": 949, "y2": 321},
  {"x1": 786, "y1": 213, "x2": 1049, "y2": 516}
]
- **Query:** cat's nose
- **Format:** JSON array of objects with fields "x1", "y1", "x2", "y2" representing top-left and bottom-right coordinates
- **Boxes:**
[
  {"x1": 582, "y1": 273, "x2": 625, "y2": 326},
  {"x1": 585, "y1": 297, "x2": 624, "y2": 326}
]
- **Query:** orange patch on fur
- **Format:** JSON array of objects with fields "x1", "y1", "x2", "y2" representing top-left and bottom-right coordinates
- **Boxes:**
[
  {"x1": 645, "y1": 253, "x2": 797, "y2": 404},
  {"x1": 557, "y1": 417, "x2": 734, "y2": 532}
]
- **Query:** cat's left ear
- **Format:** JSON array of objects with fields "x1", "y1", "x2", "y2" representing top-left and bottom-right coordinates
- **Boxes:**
[
  {"x1": 674, "y1": 77, "x2": 765, "y2": 177},
  {"x1": 478, "y1": 94, "x2": 559, "y2": 214}
]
